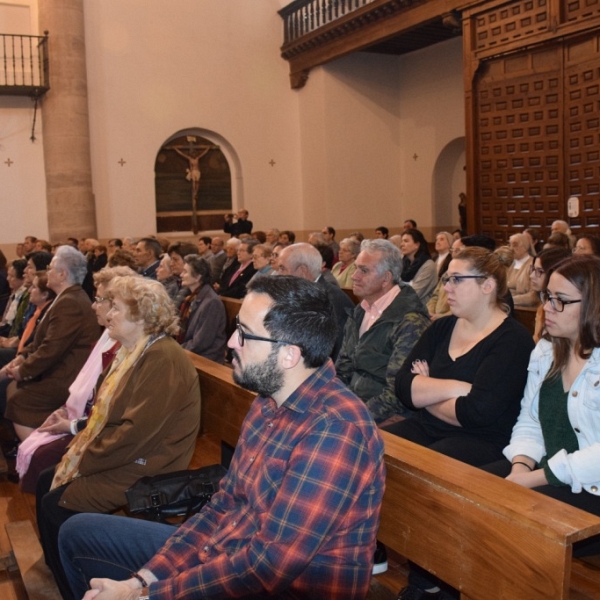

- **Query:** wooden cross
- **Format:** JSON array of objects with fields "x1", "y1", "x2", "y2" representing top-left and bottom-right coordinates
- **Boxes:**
[
  {"x1": 269, "y1": 159, "x2": 276, "y2": 166},
  {"x1": 118, "y1": 158, "x2": 126, "y2": 166},
  {"x1": 4, "y1": 158, "x2": 13, "y2": 167}
]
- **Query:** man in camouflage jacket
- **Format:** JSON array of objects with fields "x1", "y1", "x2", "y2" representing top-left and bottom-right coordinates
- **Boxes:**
[{"x1": 335, "y1": 240, "x2": 430, "y2": 423}]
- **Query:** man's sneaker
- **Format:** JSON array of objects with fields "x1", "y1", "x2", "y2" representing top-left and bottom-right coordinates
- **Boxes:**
[
  {"x1": 372, "y1": 541, "x2": 388, "y2": 575},
  {"x1": 397, "y1": 585, "x2": 441, "y2": 600}
]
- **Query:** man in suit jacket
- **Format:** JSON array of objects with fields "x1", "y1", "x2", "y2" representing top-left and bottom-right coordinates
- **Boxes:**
[
  {"x1": 210, "y1": 236, "x2": 228, "y2": 281},
  {"x1": 5, "y1": 245, "x2": 100, "y2": 440},
  {"x1": 277, "y1": 243, "x2": 353, "y2": 360},
  {"x1": 217, "y1": 240, "x2": 258, "y2": 299}
]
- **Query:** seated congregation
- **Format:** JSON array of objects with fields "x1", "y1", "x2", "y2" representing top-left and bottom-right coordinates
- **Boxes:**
[{"x1": 1, "y1": 220, "x2": 599, "y2": 599}]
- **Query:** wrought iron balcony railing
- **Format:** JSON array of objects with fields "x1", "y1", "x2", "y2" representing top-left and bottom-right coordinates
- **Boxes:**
[
  {"x1": 279, "y1": 0, "x2": 378, "y2": 44},
  {"x1": 0, "y1": 31, "x2": 49, "y2": 97}
]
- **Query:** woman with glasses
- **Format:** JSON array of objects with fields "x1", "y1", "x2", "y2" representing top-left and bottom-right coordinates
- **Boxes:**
[
  {"x1": 573, "y1": 234, "x2": 600, "y2": 256},
  {"x1": 15, "y1": 267, "x2": 133, "y2": 493},
  {"x1": 482, "y1": 255, "x2": 600, "y2": 558},
  {"x1": 388, "y1": 247, "x2": 535, "y2": 600},
  {"x1": 36, "y1": 275, "x2": 201, "y2": 599},
  {"x1": 527, "y1": 247, "x2": 572, "y2": 342}
]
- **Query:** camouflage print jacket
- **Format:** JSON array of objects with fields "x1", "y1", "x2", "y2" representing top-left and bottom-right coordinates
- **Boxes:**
[{"x1": 335, "y1": 284, "x2": 431, "y2": 423}]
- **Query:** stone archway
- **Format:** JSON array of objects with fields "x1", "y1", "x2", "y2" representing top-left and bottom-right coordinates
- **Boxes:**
[
  {"x1": 155, "y1": 128, "x2": 242, "y2": 234},
  {"x1": 432, "y1": 137, "x2": 466, "y2": 232}
]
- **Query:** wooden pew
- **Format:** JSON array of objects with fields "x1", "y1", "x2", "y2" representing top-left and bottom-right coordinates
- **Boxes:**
[
  {"x1": 220, "y1": 296, "x2": 243, "y2": 339},
  {"x1": 186, "y1": 352, "x2": 254, "y2": 465},
  {"x1": 380, "y1": 430, "x2": 600, "y2": 599},
  {"x1": 188, "y1": 356, "x2": 600, "y2": 599},
  {"x1": 514, "y1": 306, "x2": 537, "y2": 336}
]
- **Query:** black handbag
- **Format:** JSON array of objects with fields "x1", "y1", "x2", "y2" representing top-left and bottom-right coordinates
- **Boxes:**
[{"x1": 125, "y1": 464, "x2": 227, "y2": 523}]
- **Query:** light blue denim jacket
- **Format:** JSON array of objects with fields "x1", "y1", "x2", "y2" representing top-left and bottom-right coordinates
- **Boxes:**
[{"x1": 504, "y1": 339, "x2": 600, "y2": 495}]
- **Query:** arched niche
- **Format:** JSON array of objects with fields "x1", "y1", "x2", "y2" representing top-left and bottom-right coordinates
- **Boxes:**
[
  {"x1": 432, "y1": 137, "x2": 466, "y2": 232},
  {"x1": 155, "y1": 128, "x2": 243, "y2": 234}
]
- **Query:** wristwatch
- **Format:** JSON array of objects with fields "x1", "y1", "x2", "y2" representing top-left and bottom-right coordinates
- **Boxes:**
[{"x1": 138, "y1": 590, "x2": 150, "y2": 600}]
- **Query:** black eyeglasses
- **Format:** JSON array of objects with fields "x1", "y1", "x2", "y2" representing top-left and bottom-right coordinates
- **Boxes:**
[
  {"x1": 539, "y1": 291, "x2": 582, "y2": 313},
  {"x1": 441, "y1": 274, "x2": 487, "y2": 287},
  {"x1": 235, "y1": 316, "x2": 289, "y2": 347}
]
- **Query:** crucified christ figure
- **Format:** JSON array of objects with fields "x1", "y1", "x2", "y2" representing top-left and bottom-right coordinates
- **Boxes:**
[{"x1": 167, "y1": 143, "x2": 219, "y2": 233}]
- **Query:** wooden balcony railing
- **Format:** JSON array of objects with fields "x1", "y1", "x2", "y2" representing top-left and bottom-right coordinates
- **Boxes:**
[
  {"x1": 0, "y1": 31, "x2": 49, "y2": 97},
  {"x1": 279, "y1": 0, "x2": 378, "y2": 44}
]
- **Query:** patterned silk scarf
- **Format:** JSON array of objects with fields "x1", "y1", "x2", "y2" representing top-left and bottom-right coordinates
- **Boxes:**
[
  {"x1": 51, "y1": 332, "x2": 154, "y2": 489},
  {"x1": 177, "y1": 289, "x2": 198, "y2": 343}
]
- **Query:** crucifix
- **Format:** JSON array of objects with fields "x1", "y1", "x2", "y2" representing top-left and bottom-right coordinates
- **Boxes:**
[
  {"x1": 166, "y1": 138, "x2": 219, "y2": 233},
  {"x1": 4, "y1": 158, "x2": 14, "y2": 167}
]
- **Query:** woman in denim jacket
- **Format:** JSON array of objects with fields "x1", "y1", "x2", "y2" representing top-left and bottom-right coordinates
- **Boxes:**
[{"x1": 486, "y1": 254, "x2": 600, "y2": 557}]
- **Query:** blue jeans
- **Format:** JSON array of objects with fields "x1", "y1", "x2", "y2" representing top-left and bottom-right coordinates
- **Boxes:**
[{"x1": 59, "y1": 513, "x2": 176, "y2": 599}]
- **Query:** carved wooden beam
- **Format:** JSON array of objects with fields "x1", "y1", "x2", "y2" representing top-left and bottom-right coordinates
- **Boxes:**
[{"x1": 280, "y1": 0, "x2": 469, "y2": 88}]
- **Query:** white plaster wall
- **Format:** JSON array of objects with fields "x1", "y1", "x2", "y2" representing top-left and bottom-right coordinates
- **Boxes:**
[
  {"x1": 298, "y1": 52, "x2": 403, "y2": 233},
  {"x1": 397, "y1": 36, "x2": 465, "y2": 234},
  {"x1": 296, "y1": 37, "x2": 464, "y2": 237},
  {"x1": 0, "y1": 0, "x2": 466, "y2": 247},
  {"x1": 0, "y1": 0, "x2": 49, "y2": 246},
  {"x1": 83, "y1": 0, "x2": 303, "y2": 238}
]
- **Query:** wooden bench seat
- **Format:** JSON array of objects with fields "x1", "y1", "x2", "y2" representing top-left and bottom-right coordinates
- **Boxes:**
[
  {"x1": 189, "y1": 353, "x2": 600, "y2": 599},
  {"x1": 380, "y1": 430, "x2": 600, "y2": 599}
]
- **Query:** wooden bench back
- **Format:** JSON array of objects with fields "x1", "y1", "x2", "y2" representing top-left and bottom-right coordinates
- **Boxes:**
[
  {"x1": 186, "y1": 352, "x2": 255, "y2": 450},
  {"x1": 220, "y1": 296, "x2": 243, "y2": 340},
  {"x1": 380, "y1": 430, "x2": 600, "y2": 599},
  {"x1": 187, "y1": 353, "x2": 600, "y2": 599}
]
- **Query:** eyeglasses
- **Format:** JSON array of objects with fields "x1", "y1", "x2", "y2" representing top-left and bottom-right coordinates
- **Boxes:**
[
  {"x1": 94, "y1": 296, "x2": 109, "y2": 304},
  {"x1": 235, "y1": 316, "x2": 289, "y2": 347},
  {"x1": 529, "y1": 265, "x2": 545, "y2": 277},
  {"x1": 441, "y1": 274, "x2": 487, "y2": 287},
  {"x1": 539, "y1": 291, "x2": 582, "y2": 312}
]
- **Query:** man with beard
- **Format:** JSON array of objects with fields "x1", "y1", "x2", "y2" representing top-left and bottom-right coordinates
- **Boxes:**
[{"x1": 59, "y1": 276, "x2": 385, "y2": 600}]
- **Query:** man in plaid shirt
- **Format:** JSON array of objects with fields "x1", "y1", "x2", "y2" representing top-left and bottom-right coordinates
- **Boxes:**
[{"x1": 60, "y1": 276, "x2": 386, "y2": 600}]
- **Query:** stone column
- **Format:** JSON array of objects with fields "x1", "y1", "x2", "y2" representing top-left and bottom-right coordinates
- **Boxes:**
[{"x1": 39, "y1": 0, "x2": 96, "y2": 241}]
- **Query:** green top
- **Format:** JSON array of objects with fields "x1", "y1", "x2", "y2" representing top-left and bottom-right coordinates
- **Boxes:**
[{"x1": 539, "y1": 374, "x2": 579, "y2": 486}]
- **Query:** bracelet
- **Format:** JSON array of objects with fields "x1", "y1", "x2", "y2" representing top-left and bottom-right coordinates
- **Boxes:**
[
  {"x1": 131, "y1": 572, "x2": 149, "y2": 589},
  {"x1": 70, "y1": 420, "x2": 78, "y2": 436},
  {"x1": 512, "y1": 461, "x2": 533, "y2": 471}
]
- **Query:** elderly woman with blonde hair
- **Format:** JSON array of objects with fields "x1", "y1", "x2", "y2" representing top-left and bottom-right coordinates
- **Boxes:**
[
  {"x1": 16, "y1": 267, "x2": 136, "y2": 493},
  {"x1": 36, "y1": 275, "x2": 201, "y2": 599}
]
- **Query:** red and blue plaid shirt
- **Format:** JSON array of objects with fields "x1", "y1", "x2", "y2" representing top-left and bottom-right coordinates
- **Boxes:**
[{"x1": 144, "y1": 360, "x2": 385, "y2": 599}]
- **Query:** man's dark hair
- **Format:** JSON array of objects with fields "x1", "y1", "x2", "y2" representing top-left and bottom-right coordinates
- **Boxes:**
[
  {"x1": 66, "y1": 237, "x2": 79, "y2": 248},
  {"x1": 375, "y1": 226, "x2": 389, "y2": 238},
  {"x1": 11, "y1": 259, "x2": 27, "y2": 279},
  {"x1": 25, "y1": 236, "x2": 37, "y2": 244},
  {"x1": 281, "y1": 230, "x2": 296, "y2": 243},
  {"x1": 315, "y1": 243, "x2": 334, "y2": 270},
  {"x1": 26, "y1": 251, "x2": 53, "y2": 271},
  {"x1": 325, "y1": 226, "x2": 335, "y2": 238},
  {"x1": 247, "y1": 275, "x2": 337, "y2": 369},
  {"x1": 109, "y1": 238, "x2": 123, "y2": 248},
  {"x1": 461, "y1": 235, "x2": 496, "y2": 252},
  {"x1": 198, "y1": 236, "x2": 212, "y2": 246},
  {"x1": 138, "y1": 237, "x2": 162, "y2": 260},
  {"x1": 405, "y1": 219, "x2": 417, "y2": 228},
  {"x1": 167, "y1": 241, "x2": 198, "y2": 259}
]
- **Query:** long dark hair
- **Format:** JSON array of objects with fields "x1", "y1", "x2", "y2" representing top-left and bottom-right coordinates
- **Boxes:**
[
  {"x1": 543, "y1": 255, "x2": 600, "y2": 379},
  {"x1": 400, "y1": 229, "x2": 431, "y2": 282}
]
